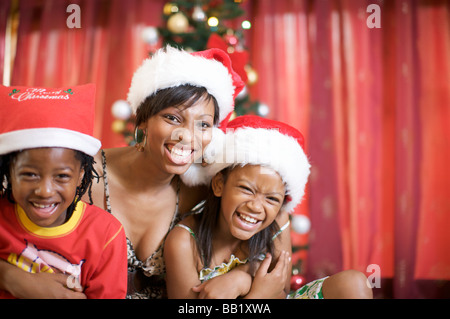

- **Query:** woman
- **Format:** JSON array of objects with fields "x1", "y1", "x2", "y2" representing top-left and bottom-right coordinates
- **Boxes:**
[
  {"x1": 0, "y1": 46, "x2": 248, "y2": 299},
  {"x1": 94, "y1": 47, "x2": 246, "y2": 298}
]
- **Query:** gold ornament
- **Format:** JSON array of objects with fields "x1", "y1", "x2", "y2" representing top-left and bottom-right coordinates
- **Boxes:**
[
  {"x1": 163, "y1": 3, "x2": 178, "y2": 16},
  {"x1": 167, "y1": 12, "x2": 189, "y2": 33},
  {"x1": 111, "y1": 119, "x2": 126, "y2": 133},
  {"x1": 245, "y1": 65, "x2": 258, "y2": 85}
]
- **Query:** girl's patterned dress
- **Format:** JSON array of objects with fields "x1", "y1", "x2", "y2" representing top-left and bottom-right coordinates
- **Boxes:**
[{"x1": 175, "y1": 222, "x2": 327, "y2": 299}]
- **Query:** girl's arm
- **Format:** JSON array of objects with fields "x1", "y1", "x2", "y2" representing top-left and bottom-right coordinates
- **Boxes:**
[
  {"x1": 164, "y1": 224, "x2": 203, "y2": 299},
  {"x1": 274, "y1": 209, "x2": 293, "y2": 293},
  {"x1": 172, "y1": 184, "x2": 255, "y2": 299},
  {"x1": 0, "y1": 259, "x2": 86, "y2": 299},
  {"x1": 191, "y1": 263, "x2": 252, "y2": 299},
  {"x1": 191, "y1": 210, "x2": 293, "y2": 299},
  {"x1": 164, "y1": 220, "x2": 253, "y2": 299},
  {"x1": 165, "y1": 225, "x2": 253, "y2": 299}
]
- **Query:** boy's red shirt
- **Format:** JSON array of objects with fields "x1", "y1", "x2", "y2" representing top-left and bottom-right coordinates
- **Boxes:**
[{"x1": 0, "y1": 197, "x2": 127, "y2": 299}]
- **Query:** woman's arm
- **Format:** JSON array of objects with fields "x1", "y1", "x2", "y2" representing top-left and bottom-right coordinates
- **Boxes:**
[
  {"x1": 0, "y1": 259, "x2": 86, "y2": 299},
  {"x1": 244, "y1": 252, "x2": 290, "y2": 299}
]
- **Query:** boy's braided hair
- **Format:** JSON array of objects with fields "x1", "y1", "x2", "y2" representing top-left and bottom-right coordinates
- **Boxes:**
[{"x1": 0, "y1": 149, "x2": 98, "y2": 221}]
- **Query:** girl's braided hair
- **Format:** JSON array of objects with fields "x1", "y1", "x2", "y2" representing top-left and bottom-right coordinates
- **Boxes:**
[{"x1": 0, "y1": 149, "x2": 98, "y2": 221}]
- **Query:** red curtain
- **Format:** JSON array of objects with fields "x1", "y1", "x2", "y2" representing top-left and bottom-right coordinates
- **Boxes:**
[
  {"x1": 250, "y1": 0, "x2": 450, "y2": 298},
  {"x1": 8, "y1": 0, "x2": 165, "y2": 148},
  {"x1": 0, "y1": 1, "x2": 10, "y2": 82}
]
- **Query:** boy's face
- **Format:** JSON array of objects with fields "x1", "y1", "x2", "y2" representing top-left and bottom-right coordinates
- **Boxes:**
[
  {"x1": 9, "y1": 148, "x2": 84, "y2": 228},
  {"x1": 212, "y1": 165, "x2": 286, "y2": 241}
]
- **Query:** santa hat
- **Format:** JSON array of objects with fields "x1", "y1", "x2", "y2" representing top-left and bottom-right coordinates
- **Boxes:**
[
  {"x1": 127, "y1": 46, "x2": 245, "y2": 127},
  {"x1": 0, "y1": 84, "x2": 101, "y2": 156},
  {"x1": 181, "y1": 115, "x2": 311, "y2": 213}
]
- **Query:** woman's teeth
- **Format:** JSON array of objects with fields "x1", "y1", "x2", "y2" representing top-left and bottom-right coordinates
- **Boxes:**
[
  {"x1": 171, "y1": 147, "x2": 192, "y2": 158},
  {"x1": 167, "y1": 144, "x2": 193, "y2": 163}
]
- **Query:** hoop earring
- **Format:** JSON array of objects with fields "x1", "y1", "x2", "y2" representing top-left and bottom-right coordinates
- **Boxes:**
[{"x1": 134, "y1": 128, "x2": 147, "y2": 152}]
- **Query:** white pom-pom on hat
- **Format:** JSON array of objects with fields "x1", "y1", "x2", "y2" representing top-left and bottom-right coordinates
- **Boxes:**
[
  {"x1": 127, "y1": 46, "x2": 244, "y2": 127},
  {"x1": 181, "y1": 115, "x2": 311, "y2": 213}
]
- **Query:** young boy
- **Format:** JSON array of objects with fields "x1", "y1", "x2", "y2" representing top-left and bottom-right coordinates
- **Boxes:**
[{"x1": 0, "y1": 84, "x2": 127, "y2": 299}]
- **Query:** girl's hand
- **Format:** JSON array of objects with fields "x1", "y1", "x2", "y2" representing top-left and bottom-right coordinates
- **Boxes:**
[
  {"x1": 245, "y1": 251, "x2": 290, "y2": 299},
  {"x1": 192, "y1": 268, "x2": 252, "y2": 299}
]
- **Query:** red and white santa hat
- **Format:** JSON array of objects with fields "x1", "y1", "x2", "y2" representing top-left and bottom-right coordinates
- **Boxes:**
[
  {"x1": 127, "y1": 46, "x2": 245, "y2": 128},
  {"x1": 0, "y1": 84, "x2": 101, "y2": 156},
  {"x1": 181, "y1": 115, "x2": 311, "y2": 213}
]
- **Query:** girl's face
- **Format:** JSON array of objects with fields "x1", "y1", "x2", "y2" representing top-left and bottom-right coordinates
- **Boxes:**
[
  {"x1": 212, "y1": 165, "x2": 286, "y2": 241},
  {"x1": 9, "y1": 148, "x2": 84, "y2": 228},
  {"x1": 141, "y1": 95, "x2": 215, "y2": 175}
]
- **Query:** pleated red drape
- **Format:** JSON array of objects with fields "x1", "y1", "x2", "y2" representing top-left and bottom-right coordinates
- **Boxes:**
[
  {"x1": 250, "y1": 0, "x2": 450, "y2": 298},
  {"x1": 8, "y1": 0, "x2": 165, "y2": 148},
  {"x1": 0, "y1": 1, "x2": 10, "y2": 82}
]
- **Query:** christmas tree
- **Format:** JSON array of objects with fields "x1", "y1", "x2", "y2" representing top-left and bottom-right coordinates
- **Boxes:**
[
  {"x1": 111, "y1": 0, "x2": 268, "y2": 147},
  {"x1": 158, "y1": 0, "x2": 265, "y2": 117},
  {"x1": 160, "y1": 0, "x2": 244, "y2": 51}
]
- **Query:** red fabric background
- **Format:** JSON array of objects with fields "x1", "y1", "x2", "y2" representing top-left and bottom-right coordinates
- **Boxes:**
[{"x1": 250, "y1": 0, "x2": 450, "y2": 298}]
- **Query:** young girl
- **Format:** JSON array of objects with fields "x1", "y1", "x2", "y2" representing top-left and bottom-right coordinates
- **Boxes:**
[
  {"x1": 0, "y1": 84, "x2": 127, "y2": 299},
  {"x1": 165, "y1": 115, "x2": 373, "y2": 299}
]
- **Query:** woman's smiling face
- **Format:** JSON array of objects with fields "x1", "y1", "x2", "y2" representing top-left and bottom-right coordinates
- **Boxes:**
[
  {"x1": 9, "y1": 147, "x2": 84, "y2": 228},
  {"x1": 212, "y1": 165, "x2": 286, "y2": 241},
  {"x1": 141, "y1": 94, "x2": 216, "y2": 175}
]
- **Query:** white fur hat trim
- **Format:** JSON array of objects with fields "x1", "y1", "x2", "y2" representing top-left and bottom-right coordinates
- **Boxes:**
[
  {"x1": 127, "y1": 46, "x2": 236, "y2": 124},
  {"x1": 181, "y1": 126, "x2": 311, "y2": 213}
]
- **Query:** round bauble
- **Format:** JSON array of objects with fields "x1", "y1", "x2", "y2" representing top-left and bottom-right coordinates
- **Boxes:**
[
  {"x1": 167, "y1": 12, "x2": 189, "y2": 33},
  {"x1": 111, "y1": 99, "x2": 132, "y2": 120},
  {"x1": 291, "y1": 214, "x2": 311, "y2": 234}
]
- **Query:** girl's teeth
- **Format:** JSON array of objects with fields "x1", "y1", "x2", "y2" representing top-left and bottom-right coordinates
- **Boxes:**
[{"x1": 239, "y1": 213, "x2": 258, "y2": 224}]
